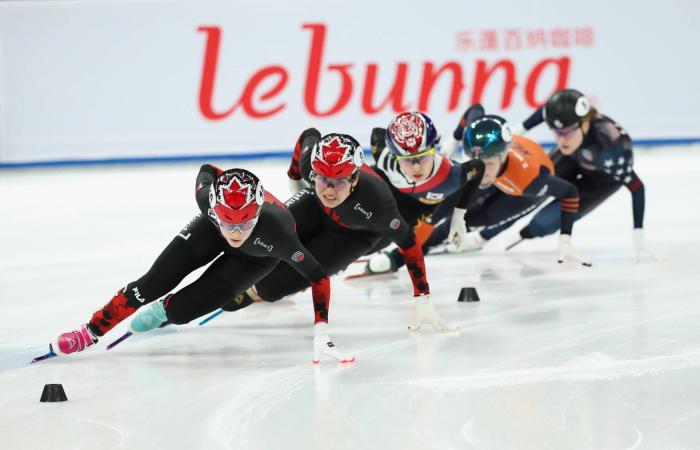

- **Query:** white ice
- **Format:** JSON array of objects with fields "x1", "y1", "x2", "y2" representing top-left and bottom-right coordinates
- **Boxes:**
[{"x1": 1, "y1": 147, "x2": 700, "y2": 450}]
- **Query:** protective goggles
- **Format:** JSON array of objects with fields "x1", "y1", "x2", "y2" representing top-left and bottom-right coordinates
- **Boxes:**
[
  {"x1": 213, "y1": 214, "x2": 259, "y2": 233},
  {"x1": 314, "y1": 174, "x2": 355, "y2": 190},
  {"x1": 395, "y1": 148, "x2": 436, "y2": 166},
  {"x1": 551, "y1": 124, "x2": 580, "y2": 138}
]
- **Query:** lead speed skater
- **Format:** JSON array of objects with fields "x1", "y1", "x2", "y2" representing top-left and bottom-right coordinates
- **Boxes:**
[{"x1": 33, "y1": 166, "x2": 352, "y2": 364}]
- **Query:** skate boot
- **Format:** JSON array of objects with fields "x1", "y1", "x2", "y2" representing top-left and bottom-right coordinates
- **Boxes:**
[
  {"x1": 367, "y1": 252, "x2": 398, "y2": 275},
  {"x1": 129, "y1": 298, "x2": 168, "y2": 333},
  {"x1": 52, "y1": 324, "x2": 99, "y2": 356},
  {"x1": 346, "y1": 252, "x2": 399, "y2": 280},
  {"x1": 287, "y1": 128, "x2": 321, "y2": 193}
]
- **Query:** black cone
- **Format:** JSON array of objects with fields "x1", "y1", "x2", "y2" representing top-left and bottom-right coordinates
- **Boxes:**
[
  {"x1": 40, "y1": 384, "x2": 68, "y2": 402},
  {"x1": 458, "y1": 287, "x2": 480, "y2": 302}
]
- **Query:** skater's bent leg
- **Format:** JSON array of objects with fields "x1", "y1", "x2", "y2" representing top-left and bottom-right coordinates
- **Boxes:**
[
  {"x1": 89, "y1": 215, "x2": 222, "y2": 336},
  {"x1": 519, "y1": 200, "x2": 561, "y2": 238},
  {"x1": 165, "y1": 255, "x2": 277, "y2": 325},
  {"x1": 471, "y1": 194, "x2": 544, "y2": 240},
  {"x1": 520, "y1": 182, "x2": 621, "y2": 239}
]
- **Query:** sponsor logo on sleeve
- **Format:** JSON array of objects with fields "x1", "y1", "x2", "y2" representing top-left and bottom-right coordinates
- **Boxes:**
[
  {"x1": 291, "y1": 251, "x2": 305, "y2": 262},
  {"x1": 389, "y1": 218, "x2": 401, "y2": 230},
  {"x1": 354, "y1": 203, "x2": 373, "y2": 220},
  {"x1": 254, "y1": 237, "x2": 273, "y2": 252}
]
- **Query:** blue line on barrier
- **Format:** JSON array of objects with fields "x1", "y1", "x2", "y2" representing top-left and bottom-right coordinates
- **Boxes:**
[
  {"x1": 0, "y1": 150, "x2": 293, "y2": 170},
  {"x1": 1, "y1": 137, "x2": 699, "y2": 170},
  {"x1": 540, "y1": 137, "x2": 700, "y2": 148}
]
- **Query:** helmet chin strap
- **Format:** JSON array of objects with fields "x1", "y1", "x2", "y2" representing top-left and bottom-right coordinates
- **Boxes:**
[
  {"x1": 496, "y1": 152, "x2": 508, "y2": 177},
  {"x1": 349, "y1": 171, "x2": 360, "y2": 195},
  {"x1": 573, "y1": 120, "x2": 590, "y2": 152}
]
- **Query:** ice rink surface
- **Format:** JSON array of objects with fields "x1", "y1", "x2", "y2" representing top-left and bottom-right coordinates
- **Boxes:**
[{"x1": 1, "y1": 146, "x2": 699, "y2": 450}]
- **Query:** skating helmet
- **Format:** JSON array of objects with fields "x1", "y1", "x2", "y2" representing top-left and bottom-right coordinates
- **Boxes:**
[
  {"x1": 543, "y1": 88, "x2": 591, "y2": 129},
  {"x1": 311, "y1": 133, "x2": 364, "y2": 178},
  {"x1": 209, "y1": 168, "x2": 264, "y2": 224},
  {"x1": 463, "y1": 115, "x2": 512, "y2": 159},
  {"x1": 386, "y1": 112, "x2": 440, "y2": 157}
]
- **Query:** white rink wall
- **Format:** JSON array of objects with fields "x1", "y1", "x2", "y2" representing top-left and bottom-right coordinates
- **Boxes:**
[{"x1": 1, "y1": 0, "x2": 699, "y2": 165}]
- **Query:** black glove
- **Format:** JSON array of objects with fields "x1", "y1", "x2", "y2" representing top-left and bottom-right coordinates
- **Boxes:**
[
  {"x1": 453, "y1": 103, "x2": 485, "y2": 140},
  {"x1": 370, "y1": 127, "x2": 387, "y2": 157},
  {"x1": 198, "y1": 164, "x2": 223, "y2": 180},
  {"x1": 519, "y1": 226, "x2": 535, "y2": 239},
  {"x1": 299, "y1": 127, "x2": 322, "y2": 153},
  {"x1": 289, "y1": 128, "x2": 321, "y2": 181},
  {"x1": 195, "y1": 164, "x2": 223, "y2": 215}
]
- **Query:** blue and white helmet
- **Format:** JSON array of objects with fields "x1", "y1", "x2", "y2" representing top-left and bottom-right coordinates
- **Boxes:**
[{"x1": 386, "y1": 112, "x2": 440, "y2": 157}]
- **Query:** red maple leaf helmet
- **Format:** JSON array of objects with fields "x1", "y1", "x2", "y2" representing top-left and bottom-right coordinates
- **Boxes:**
[
  {"x1": 311, "y1": 133, "x2": 364, "y2": 178},
  {"x1": 209, "y1": 168, "x2": 264, "y2": 223}
]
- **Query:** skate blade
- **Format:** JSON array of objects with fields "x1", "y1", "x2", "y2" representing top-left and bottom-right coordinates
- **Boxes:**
[
  {"x1": 505, "y1": 238, "x2": 524, "y2": 251},
  {"x1": 313, "y1": 349, "x2": 357, "y2": 364},
  {"x1": 198, "y1": 309, "x2": 224, "y2": 326},
  {"x1": 312, "y1": 356, "x2": 357, "y2": 364},
  {"x1": 344, "y1": 271, "x2": 396, "y2": 280},
  {"x1": 350, "y1": 258, "x2": 369, "y2": 264},
  {"x1": 106, "y1": 331, "x2": 132, "y2": 350},
  {"x1": 31, "y1": 344, "x2": 57, "y2": 364},
  {"x1": 344, "y1": 272, "x2": 371, "y2": 280}
]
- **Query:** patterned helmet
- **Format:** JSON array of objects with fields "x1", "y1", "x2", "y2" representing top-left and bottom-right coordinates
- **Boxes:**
[
  {"x1": 544, "y1": 88, "x2": 591, "y2": 129},
  {"x1": 463, "y1": 115, "x2": 513, "y2": 159},
  {"x1": 208, "y1": 168, "x2": 264, "y2": 223},
  {"x1": 386, "y1": 112, "x2": 439, "y2": 157},
  {"x1": 311, "y1": 133, "x2": 364, "y2": 177}
]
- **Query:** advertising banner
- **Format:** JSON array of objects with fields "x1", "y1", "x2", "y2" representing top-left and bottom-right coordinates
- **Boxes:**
[{"x1": 1, "y1": 0, "x2": 698, "y2": 164}]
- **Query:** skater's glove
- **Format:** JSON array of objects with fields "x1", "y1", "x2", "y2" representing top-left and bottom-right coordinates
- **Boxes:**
[
  {"x1": 510, "y1": 122, "x2": 526, "y2": 135},
  {"x1": 447, "y1": 230, "x2": 484, "y2": 254},
  {"x1": 558, "y1": 234, "x2": 592, "y2": 267},
  {"x1": 408, "y1": 295, "x2": 459, "y2": 333},
  {"x1": 370, "y1": 127, "x2": 387, "y2": 157},
  {"x1": 287, "y1": 177, "x2": 308, "y2": 194},
  {"x1": 633, "y1": 228, "x2": 665, "y2": 263},
  {"x1": 313, "y1": 322, "x2": 355, "y2": 364},
  {"x1": 201, "y1": 164, "x2": 224, "y2": 178},
  {"x1": 452, "y1": 104, "x2": 485, "y2": 140},
  {"x1": 446, "y1": 208, "x2": 468, "y2": 252}
]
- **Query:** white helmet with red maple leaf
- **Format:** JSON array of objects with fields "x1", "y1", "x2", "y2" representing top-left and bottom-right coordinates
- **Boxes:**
[
  {"x1": 311, "y1": 133, "x2": 364, "y2": 178},
  {"x1": 209, "y1": 168, "x2": 264, "y2": 224}
]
